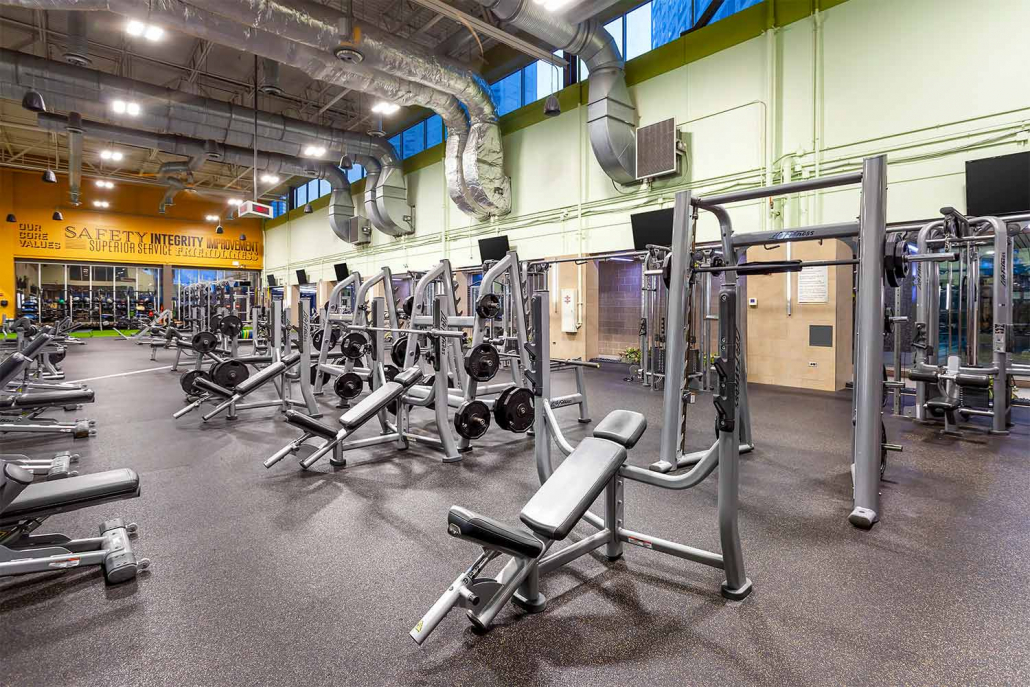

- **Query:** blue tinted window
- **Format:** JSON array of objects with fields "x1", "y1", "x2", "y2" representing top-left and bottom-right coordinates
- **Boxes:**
[
  {"x1": 709, "y1": 0, "x2": 763, "y2": 23},
  {"x1": 345, "y1": 164, "x2": 365, "y2": 184},
  {"x1": 426, "y1": 115, "x2": 443, "y2": 148},
  {"x1": 490, "y1": 71, "x2": 522, "y2": 116},
  {"x1": 402, "y1": 121, "x2": 425, "y2": 159},
  {"x1": 319, "y1": 179, "x2": 331, "y2": 199},
  {"x1": 626, "y1": 3, "x2": 652, "y2": 59},
  {"x1": 293, "y1": 184, "x2": 306, "y2": 209},
  {"x1": 651, "y1": 0, "x2": 762, "y2": 47}
]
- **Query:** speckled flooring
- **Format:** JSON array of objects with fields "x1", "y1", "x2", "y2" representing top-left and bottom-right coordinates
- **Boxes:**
[{"x1": 1, "y1": 338, "x2": 1028, "y2": 687}]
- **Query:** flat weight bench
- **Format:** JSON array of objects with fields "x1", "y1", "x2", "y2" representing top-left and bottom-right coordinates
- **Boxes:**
[
  {"x1": 0, "y1": 464, "x2": 150, "y2": 584},
  {"x1": 412, "y1": 410, "x2": 647, "y2": 643},
  {"x1": 269, "y1": 366, "x2": 425, "y2": 470}
]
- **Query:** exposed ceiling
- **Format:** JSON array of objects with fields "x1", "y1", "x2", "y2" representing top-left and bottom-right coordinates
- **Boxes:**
[{"x1": 0, "y1": 0, "x2": 540, "y2": 200}]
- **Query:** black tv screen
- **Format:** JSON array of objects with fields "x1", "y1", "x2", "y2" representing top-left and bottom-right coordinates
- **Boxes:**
[
  {"x1": 478, "y1": 235, "x2": 510, "y2": 262},
  {"x1": 631, "y1": 208, "x2": 674, "y2": 250},
  {"x1": 267, "y1": 275, "x2": 277, "y2": 287},
  {"x1": 296, "y1": 269, "x2": 309, "y2": 285},
  {"x1": 333, "y1": 262, "x2": 349, "y2": 281},
  {"x1": 966, "y1": 152, "x2": 1030, "y2": 217}
]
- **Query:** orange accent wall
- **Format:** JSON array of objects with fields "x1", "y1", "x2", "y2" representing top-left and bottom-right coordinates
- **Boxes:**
[{"x1": 0, "y1": 169, "x2": 263, "y2": 319}]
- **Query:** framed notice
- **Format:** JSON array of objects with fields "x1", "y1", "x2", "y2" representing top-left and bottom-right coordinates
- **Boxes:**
[{"x1": 797, "y1": 265, "x2": 828, "y2": 304}]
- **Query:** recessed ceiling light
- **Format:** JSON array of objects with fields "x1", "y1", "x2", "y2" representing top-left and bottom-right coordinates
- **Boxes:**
[
  {"x1": 125, "y1": 20, "x2": 146, "y2": 36},
  {"x1": 205, "y1": 214, "x2": 220, "y2": 222},
  {"x1": 92, "y1": 200, "x2": 110, "y2": 208},
  {"x1": 303, "y1": 145, "x2": 326, "y2": 157},
  {"x1": 227, "y1": 198, "x2": 243, "y2": 206},
  {"x1": 260, "y1": 174, "x2": 280, "y2": 184},
  {"x1": 112, "y1": 100, "x2": 126, "y2": 114},
  {"x1": 371, "y1": 101, "x2": 400, "y2": 115}
]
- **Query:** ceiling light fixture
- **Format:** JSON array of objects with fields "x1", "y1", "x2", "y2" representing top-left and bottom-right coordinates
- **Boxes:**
[
  {"x1": 303, "y1": 202, "x2": 313, "y2": 214},
  {"x1": 303, "y1": 145, "x2": 327, "y2": 157},
  {"x1": 227, "y1": 198, "x2": 243, "y2": 206},
  {"x1": 52, "y1": 210, "x2": 64, "y2": 221},
  {"x1": 6, "y1": 213, "x2": 17, "y2": 223},
  {"x1": 42, "y1": 169, "x2": 57, "y2": 184},
  {"x1": 143, "y1": 25, "x2": 164, "y2": 41},
  {"x1": 205, "y1": 214, "x2": 220, "y2": 222},
  {"x1": 125, "y1": 19, "x2": 146, "y2": 36},
  {"x1": 216, "y1": 225, "x2": 224, "y2": 234},
  {"x1": 100, "y1": 149, "x2": 123, "y2": 162},
  {"x1": 126, "y1": 20, "x2": 163, "y2": 41},
  {"x1": 371, "y1": 101, "x2": 400, "y2": 115},
  {"x1": 239, "y1": 233, "x2": 247, "y2": 241},
  {"x1": 94, "y1": 179, "x2": 115, "y2": 189},
  {"x1": 112, "y1": 100, "x2": 141, "y2": 116},
  {"x1": 260, "y1": 174, "x2": 280, "y2": 184},
  {"x1": 92, "y1": 200, "x2": 110, "y2": 209}
]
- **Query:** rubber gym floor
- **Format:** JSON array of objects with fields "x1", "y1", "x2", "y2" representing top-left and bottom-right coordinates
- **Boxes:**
[{"x1": 2, "y1": 339, "x2": 1028, "y2": 687}]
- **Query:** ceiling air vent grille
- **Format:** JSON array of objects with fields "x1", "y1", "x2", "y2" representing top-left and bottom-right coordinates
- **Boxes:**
[{"x1": 635, "y1": 118, "x2": 678, "y2": 180}]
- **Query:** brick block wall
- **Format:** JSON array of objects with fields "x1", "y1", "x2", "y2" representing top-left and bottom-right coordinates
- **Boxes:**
[{"x1": 597, "y1": 261, "x2": 641, "y2": 359}]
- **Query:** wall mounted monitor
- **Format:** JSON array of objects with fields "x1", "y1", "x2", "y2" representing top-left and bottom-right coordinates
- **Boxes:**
[
  {"x1": 267, "y1": 275, "x2": 277, "y2": 287},
  {"x1": 965, "y1": 152, "x2": 1029, "y2": 217},
  {"x1": 296, "y1": 269, "x2": 309, "y2": 285},
  {"x1": 333, "y1": 262, "x2": 349, "y2": 281},
  {"x1": 478, "y1": 235, "x2": 510, "y2": 263},
  {"x1": 630, "y1": 208, "x2": 674, "y2": 250}
]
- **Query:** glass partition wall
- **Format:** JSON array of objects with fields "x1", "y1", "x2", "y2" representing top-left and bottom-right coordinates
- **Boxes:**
[{"x1": 13, "y1": 260, "x2": 164, "y2": 330}]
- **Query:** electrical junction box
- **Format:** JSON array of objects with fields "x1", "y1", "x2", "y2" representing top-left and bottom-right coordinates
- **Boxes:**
[{"x1": 561, "y1": 289, "x2": 577, "y2": 333}]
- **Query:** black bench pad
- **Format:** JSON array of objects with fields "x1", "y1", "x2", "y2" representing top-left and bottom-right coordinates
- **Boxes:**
[
  {"x1": 448, "y1": 506, "x2": 543, "y2": 559},
  {"x1": 520, "y1": 437, "x2": 627, "y2": 541},
  {"x1": 339, "y1": 366, "x2": 423, "y2": 430},
  {"x1": 2, "y1": 468, "x2": 140, "y2": 522},
  {"x1": 592, "y1": 410, "x2": 647, "y2": 448},
  {"x1": 1, "y1": 389, "x2": 95, "y2": 409},
  {"x1": 193, "y1": 377, "x2": 234, "y2": 398},
  {"x1": 284, "y1": 410, "x2": 339, "y2": 440}
]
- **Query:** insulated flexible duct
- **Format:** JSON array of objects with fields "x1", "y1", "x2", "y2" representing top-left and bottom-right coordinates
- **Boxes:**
[{"x1": 476, "y1": 0, "x2": 637, "y2": 183}]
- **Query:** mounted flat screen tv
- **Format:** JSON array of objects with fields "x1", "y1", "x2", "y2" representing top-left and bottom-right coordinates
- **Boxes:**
[
  {"x1": 966, "y1": 152, "x2": 1029, "y2": 217},
  {"x1": 631, "y1": 208, "x2": 674, "y2": 250},
  {"x1": 478, "y1": 235, "x2": 510, "y2": 262}
]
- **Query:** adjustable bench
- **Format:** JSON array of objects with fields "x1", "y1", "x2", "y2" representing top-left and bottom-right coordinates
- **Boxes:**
[
  {"x1": 0, "y1": 463, "x2": 149, "y2": 584},
  {"x1": 412, "y1": 410, "x2": 647, "y2": 643},
  {"x1": 173, "y1": 352, "x2": 302, "y2": 420},
  {"x1": 268, "y1": 366, "x2": 425, "y2": 470}
]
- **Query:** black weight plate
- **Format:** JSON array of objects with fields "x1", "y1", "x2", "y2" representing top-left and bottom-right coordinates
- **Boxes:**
[
  {"x1": 220, "y1": 315, "x2": 242, "y2": 338},
  {"x1": 209, "y1": 315, "x2": 223, "y2": 333},
  {"x1": 49, "y1": 348, "x2": 66, "y2": 365},
  {"x1": 181, "y1": 369, "x2": 210, "y2": 395},
  {"x1": 662, "y1": 253, "x2": 672, "y2": 289},
  {"x1": 192, "y1": 331, "x2": 218, "y2": 354},
  {"x1": 464, "y1": 343, "x2": 500, "y2": 382},
  {"x1": 311, "y1": 366, "x2": 332, "y2": 386},
  {"x1": 401, "y1": 296, "x2": 415, "y2": 319},
  {"x1": 454, "y1": 400, "x2": 491, "y2": 440},
  {"x1": 334, "y1": 372, "x2": 363, "y2": 400},
  {"x1": 312, "y1": 329, "x2": 325, "y2": 350},
  {"x1": 370, "y1": 364, "x2": 400, "y2": 391},
  {"x1": 212, "y1": 359, "x2": 249, "y2": 388},
  {"x1": 475, "y1": 293, "x2": 501, "y2": 319},
  {"x1": 880, "y1": 420, "x2": 888, "y2": 479},
  {"x1": 493, "y1": 386, "x2": 516, "y2": 431},
  {"x1": 502, "y1": 387, "x2": 534, "y2": 433},
  {"x1": 391, "y1": 338, "x2": 421, "y2": 367},
  {"x1": 340, "y1": 331, "x2": 368, "y2": 360}
]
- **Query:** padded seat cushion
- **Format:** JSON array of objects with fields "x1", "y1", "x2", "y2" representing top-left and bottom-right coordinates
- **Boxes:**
[
  {"x1": 339, "y1": 366, "x2": 424, "y2": 430},
  {"x1": 448, "y1": 506, "x2": 543, "y2": 559},
  {"x1": 1, "y1": 468, "x2": 140, "y2": 522},
  {"x1": 592, "y1": 410, "x2": 647, "y2": 449},
  {"x1": 520, "y1": 437, "x2": 627, "y2": 541},
  {"x1": 284, "y1": 410, "x2": 339, "y2": 440},
  {"x1": 2, "y1": 389, "x2": 95, "y2": 409}
]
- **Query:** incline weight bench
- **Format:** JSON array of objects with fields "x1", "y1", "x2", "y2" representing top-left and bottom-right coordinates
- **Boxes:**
[
  {"x1": 173, "y1": 352, "x2": 302, "y2": 421},
  {"x1": 265, "y1": 366, "x2": 425, "y2": 470},
  {"x1": 0, "y1": 461, "x2": 150, "y2": 584}
]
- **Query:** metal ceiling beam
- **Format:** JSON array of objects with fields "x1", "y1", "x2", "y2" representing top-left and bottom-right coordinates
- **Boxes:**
[{"x1": 406, "y1": 0, "x2": 566, "y2": 66}]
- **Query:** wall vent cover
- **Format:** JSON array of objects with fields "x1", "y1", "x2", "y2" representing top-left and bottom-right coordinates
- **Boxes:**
[{"x1": 636, "y1": 118, "x2": 678, "y2": 180}]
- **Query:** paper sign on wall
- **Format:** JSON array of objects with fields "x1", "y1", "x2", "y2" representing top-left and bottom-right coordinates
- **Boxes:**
[
  {"x1": 561, "y1": 288, "x2": 578, "y2": 333},
  {"x1": 797, "y1": 265, "x2": 828, "y2": 304}
]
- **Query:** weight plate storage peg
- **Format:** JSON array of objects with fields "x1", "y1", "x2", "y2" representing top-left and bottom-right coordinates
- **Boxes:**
[
  {"x1": 180, "y1": 369, "x2": 211, "y2": 395},
  {"x1": 211, "y1": 359, "x2": 249, "y2": 388},
  {"x1": 499, "y1": 387, "x2": 534, "y2": 433},
  {"x1": 340, "y1": 331, "x2": 368, "y2": 360},
  {"x1": 464, "y1": 343, "x2": 500, "y2": 382},
  {"x1": 219, "y1": 315, "x2": 243, "y2": 338},
  {"x1": 191, "y1": 331, "x2": 218, "y2": 354},
  {"x1": 475, "y1": 293, "x2": 502, "y2": 319},
  {"x1": 334, "y1": 372, "x2": 363, "y2": 400},
  {"x1": 454, "y1": 400, "x2": 491, "y2": 440}
]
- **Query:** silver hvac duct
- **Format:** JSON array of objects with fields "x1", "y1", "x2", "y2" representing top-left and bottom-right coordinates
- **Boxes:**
[
  {"x1": 185, "y1": 0, "x2": 511, "y2": 217},
  {"x1": 0, "y1": 0, "x2": 486, "y2": 223},
  {"x1": 159, "y1": 178, "x2": 185, "y2": 214},
  {"x1": 321, "y1": 164, "x2": 358, "y2": 243},
  {"x1": 0, "y1": 46, "x2": 414, "y2": 235},
  {"x1": 156, "y1": 139, "x2": 220, "y2": 213},
  {"x1": 65, "y1": 111, "x2": 83, "y2": 205},
  {"x1": 63, "y1": 11, "x2": 91, "y2": 66},
  {"x1": 476, "y1": 0, "x2": 637, "y2": 183},
  {"x1": 259, "y1": 58, "x2": 284, "y2": 97}
]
